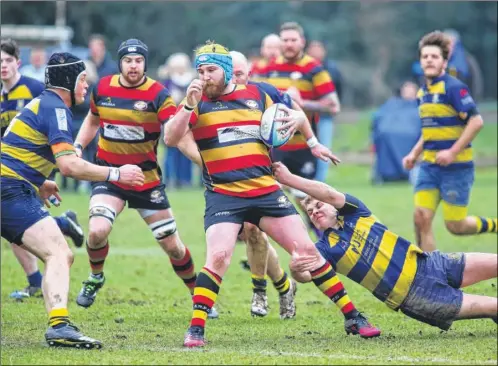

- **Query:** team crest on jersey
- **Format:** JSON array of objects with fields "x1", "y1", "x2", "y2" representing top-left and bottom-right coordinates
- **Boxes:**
[
  {"x1": 101, "y1": 97, "x2": 115, "y2": 107},
  {"x1": 432, "y1": 94, "x2": 439, "y2": 103},
  {"x1": 212, "y1": 101, "x2": 228, "y2": 111},
  {"x1": 16, "y1": 100, "x2": 25, "y2": 110},
  {"x1": 290, "y1": 71, "x2": 302, "y2": 80},
  {"x1": 150, "y1": 190, "x2": 164, "y2": 204},
  {"x1": 133, "y1": 101, "x2": 148, "y2": 111},
  {"x1": 245, "y1": 100, "x2": 258, "y2": 109}
]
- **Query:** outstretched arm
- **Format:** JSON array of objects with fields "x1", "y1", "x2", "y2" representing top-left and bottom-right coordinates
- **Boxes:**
[{"x1": 177, "y1": 131, "x2": 202, "y2": 167}]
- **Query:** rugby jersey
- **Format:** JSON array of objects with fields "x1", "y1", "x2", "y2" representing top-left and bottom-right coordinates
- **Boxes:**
[
  {"x1": 416, "y1": 73, "x2": 479, "y2": 169},
  {"x1": 1, "y1": 90, "x2": 75, "y2": 190},
  {"x1": 1, "y1": 75, "x2": 44, "y2": 137},
  {"x1": 91, "y1": 75, "x2": 176, "y2": 191},
  {"x1": 179, "y1": 83, "x2": 279, "y2": 197},
  {"x1": 259, "y1": 54, "x2": 335, "y2": 151},
  {"x1": 316, "y1": 194, "x2": 424, "y2": 310},
  {"x1": 250, "y1": 58, "x2": 269, "y2": 82}
]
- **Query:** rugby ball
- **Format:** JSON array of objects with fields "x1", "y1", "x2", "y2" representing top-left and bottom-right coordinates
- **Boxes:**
[{"x1": 260, "y1": 103, "x2": 291, "y2": 148}]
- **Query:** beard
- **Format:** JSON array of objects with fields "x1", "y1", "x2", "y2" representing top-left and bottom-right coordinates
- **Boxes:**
[
  {"x1": 121, "y1": 71, "x2": 145, "y2": 86},
  {"x1": 203, "y1": 80, "x2": 225, "y2": 99}
]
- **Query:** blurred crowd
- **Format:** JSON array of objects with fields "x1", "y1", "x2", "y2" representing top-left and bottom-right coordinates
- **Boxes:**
[{"x1": 15, "y1": 28, "x2": 478, "y2": 191}]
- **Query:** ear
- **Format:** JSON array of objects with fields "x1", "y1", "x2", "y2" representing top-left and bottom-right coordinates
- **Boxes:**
[{"x1": 17, "y1": 59, "x2": 22, "y2": 69}]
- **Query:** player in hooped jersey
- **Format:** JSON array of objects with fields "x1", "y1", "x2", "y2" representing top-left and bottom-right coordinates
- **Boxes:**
[
  {"x1": 164, "y1": 41, "x2": 379, "y2": 348},
  {"x1": 176, "y1": 49, "x2": 380, "y2": 337},
  {"x1": 273, "y1": 161, "x2": 497, "y2": 332},
  {"x1": 73, "y1": 39, "x2": 218, "y2": 318}
]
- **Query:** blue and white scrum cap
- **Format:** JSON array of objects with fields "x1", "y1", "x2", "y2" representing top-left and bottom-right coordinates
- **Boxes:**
[{"x1": 195, "y1": 42, "x2": 233, "y2": 85}]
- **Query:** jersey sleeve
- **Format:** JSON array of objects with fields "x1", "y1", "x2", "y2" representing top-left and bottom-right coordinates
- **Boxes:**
[
  {"x1": 448, "y1": 84, "x2": 479, "y2": 122},
  {"x1": 176, "y1": 97, "x2": 199, "y2": 126},
  {"x1": 45, "y1": 106, "x2": 76, "y2": 158},
  {"x1": 311, "y1": 64, "x2": 336, "y2": 98},
  {"x1": 156, "y1": 87, "x2": 177, "y2": 124},
  {"x1": 31, "y1": 80, "x2": 45, "y2": 98},
  {"x1": 337, "y1": 193, "x2": 371, "y2": 218},
  {"x1": 90, "y1": 89, "x2": 99, "y2": 116},
  {"x1": 256, "y1": 82, "x2": 292, "y2": 108}
]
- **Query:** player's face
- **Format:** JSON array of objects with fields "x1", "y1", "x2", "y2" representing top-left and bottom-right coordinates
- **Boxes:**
[
  {"x1": 1, "y1": 51, "x2": 20, "y2": 82},
  {"x1": 420, "y1": 46, "x2": 447, "y2": 79},
  {"x1": 304, "y1": 199, "x2": 338, "y2": 231},
  {"x1": 74, "y1": 72, "x2": 89, "y2": 105},
  {"x1": 198, "y1": 64, "x2": 225, "y2": 99},
  {"x1": 280, "y1": 30, "x2": 305, "y2": 61},
  {"x1": 261, "y1": 39, "x2": 281, "y2": 60},
  {"x1": 232, "y1": 61, "x2": 249, "y2": 85},
  {"x1": 120, "y1": 55, "x2": 145, "y2": 85}
]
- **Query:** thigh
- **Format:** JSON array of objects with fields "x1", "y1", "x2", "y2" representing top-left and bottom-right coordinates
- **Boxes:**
[
  {"x1": 21, "y1": 216, "x2": 70, "y2": 261},
  {"x1": 440, "y1": 167, "x2": 474, "y2": 221},
  {"x1": 203, "y1": 190, "x2": 247, "y2": 232},
  {"x1": 414, "y1": 164, "x2": 441, "y2": 211},
  {"x1": 1, "y1": 179, "x2": 50, "y2": 244}
]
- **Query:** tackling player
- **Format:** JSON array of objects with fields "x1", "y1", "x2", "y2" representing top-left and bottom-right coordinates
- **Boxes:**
[
  {"x1": 403, "y1": 31, "x2": 497, "y2": 252},
  {"x1": 1, "y1": 39, "x2": 85, "y2": 300},
  {"x1": 273, "y1": 161, "x2": 498, "y2": 331},
  {"x1": 73, "y1": 39, "x2": 218, "y2": 318},
  {"x1": 165, "y1": 41, "x2": 379, "y2": 348},
  {"x1": 1, "y1": 52, "x2": 145, "y2": 348}
]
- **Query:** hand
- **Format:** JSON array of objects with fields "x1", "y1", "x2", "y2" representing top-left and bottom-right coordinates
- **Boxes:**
[
  {"x1": 118, "y1": 165, "x2": 145, "y2": 186},
  {"x1": 186, "y1": 79, "x2": 204, "y2": 107},
  {"x1": 275, "y1": 104, "x2": 306, "y2": 139},
  {"x1": 290, "y1": 241, "x2": 320, "y2": 273},
  {"x1": 311, "y1": 143, "x2": 341, "y2": 165},
  {"x1": 39, "y1": 180, "x2": 62, "y2": 208},
  {"x1": 286, "y1": 86, "x2": 303, "y2": 106},
  {"x1": 435, "y1": 149, "x2": 457, "y2": 166},
  {"x1": 402, "y1": 153, "x2": 417, "y2": 171},
  {"x1": 272, "y1": 162, "x2": 294, "y2": 186}
]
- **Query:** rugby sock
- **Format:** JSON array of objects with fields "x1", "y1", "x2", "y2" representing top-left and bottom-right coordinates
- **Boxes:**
[
  {"x1": 27, "y1": 270, "x2": 42, "y2": 288},
  {"x1": 473, "y1": 217, "x2": 498, "y2": 233},
  {"x1": 310, "y1": 262, "x2": 359, "y2": 320},
  {"x1": 190, "y1": 267, "x2": 222, "y2": 329},
  {"x1": 54, "y1": 215, "x2": 70, "y2": 234},
  {"x1": 48, "y1": 308, "x2": 70, "y2": 329},
  {"x1": 170, "y1": 247, "x2": 197, "y2": 294},
  {"x1": 251, "y1": 274, "x2": 267, "y2": 293},
  {"x1": 273, "y1": 271, "x2": 291, "y2": 296},
  {"x1": 87, "y1": 241, "x2": 109, "y2": 275}
]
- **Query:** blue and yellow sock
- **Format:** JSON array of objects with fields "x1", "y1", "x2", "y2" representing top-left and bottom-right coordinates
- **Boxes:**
[
  {"x1": 473, "y1": 217, "x2": 498, "y2": 233},
  {"x1": 27, "y1": 270, "x2": 42, "y2": 288},
  {"x1": 251, "y1": 274, "x2": 267, "y2": 293}
]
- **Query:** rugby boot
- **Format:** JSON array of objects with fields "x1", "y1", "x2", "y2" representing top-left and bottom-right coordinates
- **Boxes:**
[
  {"x1": 76, "y1": 274, "x2": 105, "y2": 308},
  {"x1": 251, "y1": 291, "x2": 269, "y2": 317},
  {"x1": 183, "y1": 326, "x2": 206, "y2": 348},
  {"x1": 61, "y1": 210, "x2": 85, "y2": 248},
  {"x1": 279, "y1": 279, "x2": 297, "y2": 319},
  {"x1": 9, "y1": 285, "x2": 42, "y2": 300},
  {"x1": 345, "y1": 312, "x2": 381, "y2": 338},
  {"x1": 45, "y1": 322, "x2": 102, "y2": 349},
  {"x1": 207, "y1": 306, "x2": 219, "y2": 319}
]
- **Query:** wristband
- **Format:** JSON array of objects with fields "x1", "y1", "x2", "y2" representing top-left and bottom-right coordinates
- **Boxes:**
[
  {"x1": 74, "y1": 142, "x2": 83, "y2": 150},
  {"x1": 107, "y1": 167, "x2": 120, "y2": 182},
  {"x1": 184, "y1": 102, "x2": 195, "y2": 111},
  {"x1": 306, "y1": 136, "x2": 318, "y2": 149}
]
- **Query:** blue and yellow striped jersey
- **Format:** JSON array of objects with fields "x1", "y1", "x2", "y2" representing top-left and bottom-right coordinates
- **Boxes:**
[
  {"x1": 1, "y1": 75, "x2": 44, "y2": 137},
  {"x1": 416, "y1": 73, "x2": 479, "y2": 168},
  {"x1": 179, "y1": 83, "x2": 279, "y2": 198},
  {"x1": 1, "y1": 90, "x2": 76, "y2": 190},
  {"x1": 316, "y1": 194, "x2": 424, "y2": 310}
]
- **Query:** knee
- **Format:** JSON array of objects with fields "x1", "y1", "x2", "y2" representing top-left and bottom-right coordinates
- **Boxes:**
[
  {"x1": 65, "y1": 249, "x2": 75, "y2": 266},
  {"x1": 245, "y1": 224, "x2": 265, "y2": 247},
  {"x1": 414, "y1": 208, "x2": 432, "y2": 231},
  {"x1": 88, "y1": 223, "x2": 111, "y2": 247},
  {"x1": 445, "y1": 221, "x2": 466, "y2": 235},
  {"x1": 210, "y1": 250, "x2": 232, "y2": 273},
  {"x1": 160, "y1": 236, "x2": 184, "y2": 259}
]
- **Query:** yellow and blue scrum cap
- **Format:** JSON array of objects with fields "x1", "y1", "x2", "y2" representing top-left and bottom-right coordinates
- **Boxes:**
[{"x1": 195, "y1": 42, "x2": 232, "y2": 85}]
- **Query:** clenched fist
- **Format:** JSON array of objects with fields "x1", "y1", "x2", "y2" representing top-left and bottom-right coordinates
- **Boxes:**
[{"x1": 118, "y1": 165, "x2": 145, "y2": 186}]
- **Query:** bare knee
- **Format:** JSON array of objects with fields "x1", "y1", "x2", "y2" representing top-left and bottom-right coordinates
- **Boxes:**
[
  {"x1": 160, "y1": 235, "x2": 184, "y2": 259},
  {"x1": 210, "y1": 250, "x2": 232, "y2": 273},
  {"x1": 414, "y1": 208, "x2": 433, "y2": 231},
  {"x1": 445, "y1": 221, "x2": 466, "y2": 235},
  {"x1": 88, "y1": 222, "x2": 111, "y2": 248},
  {"x1": 245, "y1": 224, "x2": 265, "y2": 247},
  {"x1": 46, "y1": 247, "x2": 74, "y2": 267}
]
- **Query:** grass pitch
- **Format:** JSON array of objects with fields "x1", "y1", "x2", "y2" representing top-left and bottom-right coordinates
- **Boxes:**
[{"x1": 1, "y1": 165, "x2": 497, "y2": 365}]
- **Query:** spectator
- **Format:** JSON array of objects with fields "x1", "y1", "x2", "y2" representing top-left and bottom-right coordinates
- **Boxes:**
[
  {"x1": 305, "y1": 40, "x2": 343, "y2": 182},
  {"x1": 371, "y1": 81, "x2": 421, "y2": 185},
  {"x1": 88, "y1": 34, "x2": 118, "y2": 79},
  {"x1": 158, "y1": 53, "x2": 196, "y2": 188},
  {"x1": 19, "y1": 47, "x2": 47, "y2": 82}
]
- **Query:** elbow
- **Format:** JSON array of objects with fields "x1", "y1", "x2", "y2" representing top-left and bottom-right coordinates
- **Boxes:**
[
  {"x1": 164, "y1": 133, "x2": 179, "y2": 147},
  {"x1": 58, "y1": 163, "x2": 73, "y2": 177}
]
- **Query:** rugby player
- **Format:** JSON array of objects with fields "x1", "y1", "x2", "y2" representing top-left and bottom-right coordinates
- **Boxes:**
[
  {"x1": 273, "y1": 161, "x2": 498, "y2": 331},
  {"x1": 164, "y1": 41, "x2": 379, "y2": 348},
  {"x1": 73, "y1": 39, "x2": 218, "y2": 318},
  {"x1": 402, "y1": 31, "x2": 497, "y2": 252},
  {"x1": 1, "y1": 39, "x2": 85, "y2": 300},
  {"x1": 250, "y1": 33, "x2": 282, "y2": 81},
  {"x1": 1, "y1": 52, "x2": 145, "y2": 348}
]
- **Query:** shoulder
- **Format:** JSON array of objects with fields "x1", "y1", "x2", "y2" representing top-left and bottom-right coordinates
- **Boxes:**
[
  {"x1": 22, "y1": 76, "x2": 44, "y2": 92},
  {"x1": 444, "y1": 74, "x2": 469, "y2": 91}
]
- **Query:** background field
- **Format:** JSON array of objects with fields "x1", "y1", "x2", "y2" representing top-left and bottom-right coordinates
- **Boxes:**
[{"x1": 1, "y1": 164, "x2": 497, "y2": 365}]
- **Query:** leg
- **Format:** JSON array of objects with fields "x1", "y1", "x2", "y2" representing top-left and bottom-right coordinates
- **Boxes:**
[
  {"x1": 460, "y1": 253, "x2": 498, "y2": 288},
  {"x1": 142, "y1": 208, "x2": 197, "y2": 294},
  {"x1": 455, "y1": 293, "x2": 497, "y2": 320},
  {"x1": 10, "y1": 243, "x2": 43, "y2": 298},
  {"x1": 315, "y1": 116, "x2": 333, "y2": 182},
  {"x1": 184, "y1": 222, "x2": 241, "y2": 347},
  {"x1": 413, "y1": 206, "x2": 438, "y2": 252},
  {"x1": 244, "y1": 223, "x2": 270, "y2": 317},
  {"x1": 76, "y1": 192, "x2": 125, "y2": 308}
]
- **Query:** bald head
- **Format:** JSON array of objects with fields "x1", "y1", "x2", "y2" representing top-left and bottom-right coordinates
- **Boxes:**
[
  {"x1": 261, "y1": 33, "x2": 281, "y2": 60},
  {"x1": 230, "y1": 50, "x2": 250, "y2": 85}
]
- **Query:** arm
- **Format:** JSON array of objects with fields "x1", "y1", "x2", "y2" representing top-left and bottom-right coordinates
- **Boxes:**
[
  {"x1": 177, "y1": 131, "x2": 202, "y2": 167},
  {"x1": 302, "y1": 92, "x2": 341, "y2": 114},
  {"x1": 449, "y1": 114, "x2": 483, "y2": 155},
  {"x1": 272, "y1": 162, "x2": 346, "y2": 209},
  {"x1": 408, "y1": 136, "x2": 424, "y2": 159},
  {"x1": 74, "y1": 110, "x2": 100, "y2": 150}
]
